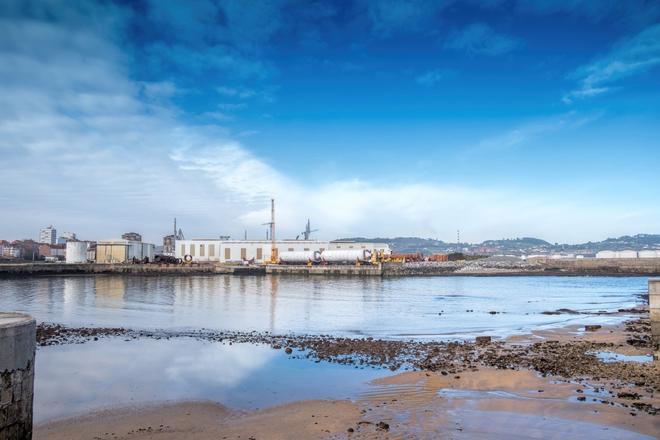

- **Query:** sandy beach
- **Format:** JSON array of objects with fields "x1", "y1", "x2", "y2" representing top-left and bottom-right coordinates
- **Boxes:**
[{"x1": 34, "y1": 313, "x2": 659, "y2": 439}]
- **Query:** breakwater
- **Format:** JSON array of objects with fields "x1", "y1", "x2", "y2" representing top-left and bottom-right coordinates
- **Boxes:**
[
  {"x1": 531, "y1": 257, "x2": 660, "y2": 275},
  {"x1": 1, "y1": 258, "x2": 659, "y2": 277}
]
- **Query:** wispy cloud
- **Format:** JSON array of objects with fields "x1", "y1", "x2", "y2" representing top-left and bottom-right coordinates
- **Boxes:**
[
  {"x1": 515, "y1": 0, "x2": 660, "y2": 26},
  {"x1": 364, "y1": 0, "x2": 449, "y2": 37},
  {"x1": 444, "y1": 22, "x2": 523, "y2": 56},
  {"x1": 564, "y1": 23, "x2": 660, "y2": 103},
  {"x1": 216, "y1": 86, "x2": 258, "y2": 99},
  {"x1": 475, "y1": 111, "x2": 603, "y2": 152},
  {"x1": 415, "y1": 68, "x2": 455, "y2": 86}
]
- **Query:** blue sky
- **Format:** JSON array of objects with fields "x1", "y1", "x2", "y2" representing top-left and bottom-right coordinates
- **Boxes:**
[{"x1": 1, "y1": 0, "x2": 659, "y2": 243}]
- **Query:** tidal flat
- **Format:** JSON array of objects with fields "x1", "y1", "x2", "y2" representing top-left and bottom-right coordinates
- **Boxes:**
[{"x1": 1, "y1": 275, "x2": 657, "y2": 438}]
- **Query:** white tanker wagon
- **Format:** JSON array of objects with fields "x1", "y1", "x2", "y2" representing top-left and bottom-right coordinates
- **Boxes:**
[
  {"x1": 321, "y1": 249, "x2": 372, "y2": 264},
  {"x1": 278, "y1": 250, "x2": 322, "y2": 264}
]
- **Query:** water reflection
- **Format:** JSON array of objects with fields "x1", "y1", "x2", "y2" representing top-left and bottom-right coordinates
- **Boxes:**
[
  {"x1": 34, "y1": 338, "x2": 385, "y2": 422},
  {"x1": 0, "y1": 275, "x2": 648, "y2": 339}
]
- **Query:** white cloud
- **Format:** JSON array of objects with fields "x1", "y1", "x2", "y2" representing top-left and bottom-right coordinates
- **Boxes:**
[
  {"x1": 564, "y1": 23, "x2": 660, "y2": 102},
  {"x1": 1, "y1": 2, "x2": 658, "y2": 245}
]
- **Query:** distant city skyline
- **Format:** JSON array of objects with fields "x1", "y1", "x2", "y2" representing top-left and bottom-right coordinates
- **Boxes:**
[{"x1": 1, "y1": 1, "x2": 659, "y2": 244}]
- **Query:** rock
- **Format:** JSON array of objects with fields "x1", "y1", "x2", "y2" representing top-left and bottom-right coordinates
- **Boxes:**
[
  {"x1": 285, "y1": 347, "x2": 293, "y2": 354},
  {"x1": 376, "y1": 421, "x2": 390, "y2": 431},
  {"x1": 476, "y1": 336, "x2": 491, "y2": 345},
  {"x1": 584, "y1": 325, "x2": 601, "y2": 332}
]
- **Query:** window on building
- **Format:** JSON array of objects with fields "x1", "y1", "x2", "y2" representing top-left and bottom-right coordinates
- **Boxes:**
[
  {"x1": 209, "y1": 244, "x2": 215, "y2": 257},
  {"x1": 190, "y1": 244, "x2": 195, "y2": 256},
  {"x1": 256, "y1": 248, "x2": 263, "y2": 259},
  {"x1": 349, "y1": 245, "x2": 354, "y2": 249},
  {"x1": 304, "y1": 248, "x2": 309, "y2": 251},
  {"x1": 225, "y1": 248, "x2": 231, "y2": 260},
  {"x1": 200, "y1": 244, "x2": 205, "y2": 256},
  {"x1": 288, "y1": 248, "x2": 294, "y2": 252},
  {"x1": 241, "y1": 248, "x2": 247, "y2": 259}
]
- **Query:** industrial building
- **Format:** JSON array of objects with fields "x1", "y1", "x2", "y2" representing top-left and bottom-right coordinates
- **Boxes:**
[
  {"x1": 596, "y1": 250, "x2": 660, "y2": 259},
  {"x1": 57, "y1": 232, "x2": 77, "y2": 244},
  {"x1": 96, "y1": 239, "x2": 155, "y2": 263},
  {"x1": 174, "y1": 239, "x2": 390, "y2": 264},
  {"x1": 121, "y1": 232, "x2": 142, "y2": 242},
  {"x1": 596, "y1": 250, "x2": 639, "y2": 259}
]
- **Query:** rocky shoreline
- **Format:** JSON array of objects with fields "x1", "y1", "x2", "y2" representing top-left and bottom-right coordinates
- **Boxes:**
[{"x1": 37, "y1": 315, "x2": 659, "y2": 416}]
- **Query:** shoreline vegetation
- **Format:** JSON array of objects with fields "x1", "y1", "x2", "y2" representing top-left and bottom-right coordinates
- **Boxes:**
[{"x1": 34, "y1": 308, "x2": 658, "y2": 439}]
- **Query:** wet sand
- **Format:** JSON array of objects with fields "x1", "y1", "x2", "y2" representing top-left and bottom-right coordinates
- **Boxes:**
[
  {"x1": 35, "y1": 400, "x2": 362, "y2": 440},
  {"x1": 36, "y1": 368, "x2": 659, "y2": 439},
  {"x1": 34, "y1": 313, "x2": 659, "y2": 439}
]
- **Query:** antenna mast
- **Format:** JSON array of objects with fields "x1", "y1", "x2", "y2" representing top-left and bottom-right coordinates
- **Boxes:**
[{"x1": 271, "y1": 199, "x2": 276, "y2": 258}]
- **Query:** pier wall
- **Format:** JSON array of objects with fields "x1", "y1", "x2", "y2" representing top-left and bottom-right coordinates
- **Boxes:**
[
  {"x1": 266, "y1": 264, "x2": 382, "y2": 276},
  {"x1": 0, "y1": 313, "x2": 36, "y2": 440},
  {"x1": 533, "y1": 258, "x2": 660, "y2": 275},
  {"x1": 0, "y1": 263, "x2": 217, "y2": 277},
  {"x1": 650, "y1": 279, "x2": 660, "y2": 360}
]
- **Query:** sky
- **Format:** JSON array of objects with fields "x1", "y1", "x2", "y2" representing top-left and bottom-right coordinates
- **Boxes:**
[{"x1": 1, "y1": 0, "x2": 659, "y2": 244}]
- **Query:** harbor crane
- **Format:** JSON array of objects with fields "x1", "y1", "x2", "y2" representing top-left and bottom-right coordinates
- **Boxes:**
[
  {"x1": 298, "y1": 219, "x2": 318, "y2": 240},
  {"x1": 261, "y1": 198, "x2": 277, "y2": 263}
]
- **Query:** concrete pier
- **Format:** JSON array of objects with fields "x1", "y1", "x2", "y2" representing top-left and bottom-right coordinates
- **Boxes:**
[
  {"x1": 0, "y1": 313, "x2": 36, "y2": 440},
  {"x1": 650, "y1": 279, "x2": 660, "y2": 360}
]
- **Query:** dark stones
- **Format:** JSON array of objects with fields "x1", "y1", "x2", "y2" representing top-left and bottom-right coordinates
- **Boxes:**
[
  {"x1": 476, "y1": 336, "x2": 492, "y2": 345},
  {"x1": 376, "y1": 421, "x2": 390, "y2": 431}
]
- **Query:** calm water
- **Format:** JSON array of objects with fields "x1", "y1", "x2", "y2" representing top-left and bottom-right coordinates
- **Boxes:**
[
  {"x1": 0, "y1": 275, "x2": 648, "y2": 339},
  {"x1": 0, "y1": 274, "x2": 650, "y2": 424},
  {"x1": 34, "y1": 338, "x2": 386, "y2": 422}
]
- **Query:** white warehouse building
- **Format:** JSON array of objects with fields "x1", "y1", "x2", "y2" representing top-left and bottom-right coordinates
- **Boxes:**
[
  {"x1": 639, "y1": 250, "x2": 660, "y2": 258},
  {"x1": 175, "y1": 240, "x2": 390, "y2": 264},
  {"x1": 596, "y1": 250, "x2": 639, "y2": 259}
]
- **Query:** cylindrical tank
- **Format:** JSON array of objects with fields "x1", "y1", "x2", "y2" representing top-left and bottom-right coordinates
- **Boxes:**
[
  {"x1": 321, "y1": 249, "x2": 372, "y2": 263},
  {"x1": 65, "y1": 241, "x2": 88, "y2": 263},
  {"x1": 639, "y1": 250, "x2": 660, "y2": 259},
  {"x1": 279, "y1": 251, "x2": 321, "y2": 264}
]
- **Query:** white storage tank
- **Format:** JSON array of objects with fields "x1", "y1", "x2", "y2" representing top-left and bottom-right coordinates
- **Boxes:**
[
  {"x1": 321, "y1": 249, "x2": 372, "y2": 264},
  {"x1": 279, "y1": 251, "x2": 321, "y2": 264},
  {"x1": 617, "y1": 250, "x2": 638, "y2": 259},
  {"x1": 639, "y1": 250, "x2": 660, "y2": 258},
  {"x1": 142, "y1": 243, "x2": 155, "y2": 261},
  {"x1": 65, "y1": 241, "x2": 88, "y2": 263}
]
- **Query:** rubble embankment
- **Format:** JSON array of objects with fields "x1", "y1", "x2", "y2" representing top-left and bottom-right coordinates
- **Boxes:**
[
  {"x1": 382, "y1": 256, "x2": 545, "y2": 276},
  {"x1": 36, "y1": 315, "x2": 659, "y2": 415},
  {"x1": 383, "y1": 256, "x2": 660, "y2": 276}
]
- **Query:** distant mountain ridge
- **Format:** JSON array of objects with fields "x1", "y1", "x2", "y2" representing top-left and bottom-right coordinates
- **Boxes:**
[{"x1": 338, "y1": 234, "x2": 660, "y2": 255}]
